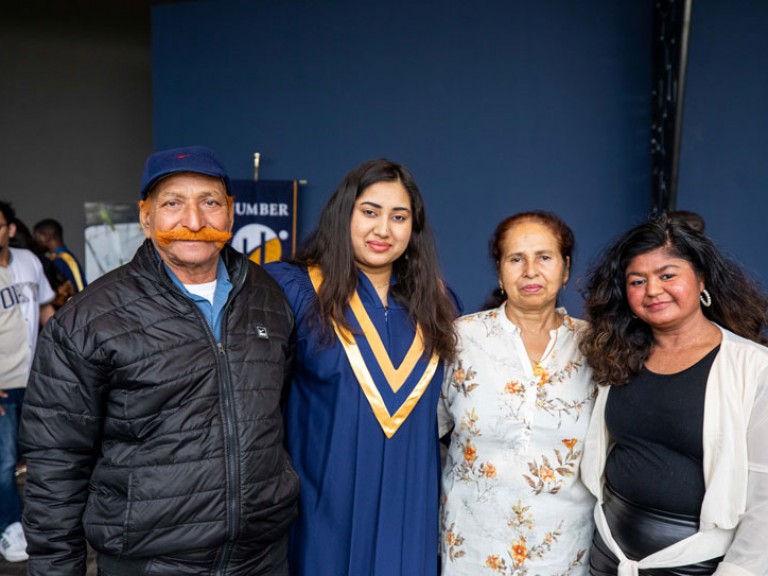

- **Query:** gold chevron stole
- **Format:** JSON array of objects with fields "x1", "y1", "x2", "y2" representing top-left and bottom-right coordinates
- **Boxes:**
[{"x1": 308, "y1": 266, "x2": 439, "y2": 438}]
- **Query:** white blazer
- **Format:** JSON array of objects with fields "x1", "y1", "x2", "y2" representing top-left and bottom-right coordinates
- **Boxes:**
[{"x1": 581, "y1": 325, "x2": 768, "y2": 576}]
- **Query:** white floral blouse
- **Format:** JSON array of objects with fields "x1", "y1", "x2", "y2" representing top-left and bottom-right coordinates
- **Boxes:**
[{"x1": 438, "y1": 305, "x2": 597, "y2": 576}]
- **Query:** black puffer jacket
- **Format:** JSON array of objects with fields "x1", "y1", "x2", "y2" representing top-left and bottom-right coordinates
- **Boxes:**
[{"x1": 20, "y1": 240, "x2": 299, "y2": 576}]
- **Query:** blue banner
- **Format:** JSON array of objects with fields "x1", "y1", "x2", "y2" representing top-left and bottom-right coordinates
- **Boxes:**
[{"x1": 230, "y1": 179, "x2": 298, "y2": 264}]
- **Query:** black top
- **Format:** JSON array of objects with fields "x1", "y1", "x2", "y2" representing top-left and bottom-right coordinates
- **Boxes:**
[{"x1": 604, "y1": 345, "x2": 720, "y2": 516}]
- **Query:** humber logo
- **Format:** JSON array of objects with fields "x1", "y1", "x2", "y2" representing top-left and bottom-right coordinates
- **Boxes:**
[{"x1": 231, "y1": 224, "x2": 290, "y2": 265}]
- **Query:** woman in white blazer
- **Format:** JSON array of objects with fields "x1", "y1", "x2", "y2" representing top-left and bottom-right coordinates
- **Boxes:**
[{"x1": 578, "y1": 215, "x2": 768, "y2": 576}]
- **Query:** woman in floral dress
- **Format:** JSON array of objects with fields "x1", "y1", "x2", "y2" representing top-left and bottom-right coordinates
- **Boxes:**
[{"x1": 439, "y1": 211, "x2": 596, "y2": 576}]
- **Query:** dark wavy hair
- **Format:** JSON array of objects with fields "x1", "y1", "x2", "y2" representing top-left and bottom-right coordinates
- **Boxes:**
[
  {"x1": 294, "y1": 158, "x2": 458, "y2": 362},
  {"x1": 580, "y1": 215, "x2": 768, "y2": 385},
  {"x1": 481, "y1": 211, "x2": 575, "y2": 310}
]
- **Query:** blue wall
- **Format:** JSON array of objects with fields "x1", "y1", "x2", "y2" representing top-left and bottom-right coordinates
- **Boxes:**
[
  {"x1": 677, "y1": 0, "x2": 768, "y2": 285},
  {"x1": 152, "y1": 0, "x2": 653, "y2": 313}
]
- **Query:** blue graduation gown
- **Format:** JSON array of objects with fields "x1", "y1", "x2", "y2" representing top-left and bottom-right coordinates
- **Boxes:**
[{"x1": 265, "y1": 262, "x2": 444, "y2": 576}]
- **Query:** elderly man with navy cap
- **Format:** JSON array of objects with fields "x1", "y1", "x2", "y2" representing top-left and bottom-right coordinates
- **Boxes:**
[{"x1": 20, "y1": 146, "x2": 299, "y2": 576}]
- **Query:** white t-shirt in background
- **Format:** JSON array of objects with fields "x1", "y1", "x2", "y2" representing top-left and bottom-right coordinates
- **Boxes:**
[{"x1": 0, "y1": 247, "x2": 55, "y2": 390}]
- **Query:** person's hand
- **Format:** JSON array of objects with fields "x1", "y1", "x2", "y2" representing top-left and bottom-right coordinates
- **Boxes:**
[{"x1": 0, "y1": 389, "x2": 7, "y2": 416}]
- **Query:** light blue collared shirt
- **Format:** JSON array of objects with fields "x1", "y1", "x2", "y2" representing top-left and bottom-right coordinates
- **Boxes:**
[{"x1": 165, "y1": 257, "x2": 232, "y2": 342}]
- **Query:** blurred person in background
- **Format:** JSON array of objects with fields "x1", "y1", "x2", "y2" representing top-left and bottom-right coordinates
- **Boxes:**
[
  {"x1": 667, "y1": 210, "x2": 705, "y2": 233},
  {"x1": 33, "y1": 217, "x2": 87, "y2": 307},
  {"x1": 0, "y1": 200, "x2": 55, "y2": 563},
  {"x1": 9, "y1": 216, "x2": 66, "y2": 305}
]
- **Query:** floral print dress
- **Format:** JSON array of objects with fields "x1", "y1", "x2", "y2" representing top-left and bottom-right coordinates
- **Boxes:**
[{"x1": 439, "y1": 305, "x2": 596, "y2": 576}]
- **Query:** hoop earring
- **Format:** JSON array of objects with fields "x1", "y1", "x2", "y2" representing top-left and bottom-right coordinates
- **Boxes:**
[{"x1": 700, "y1": 289, "x2": 712, "y2": 308}]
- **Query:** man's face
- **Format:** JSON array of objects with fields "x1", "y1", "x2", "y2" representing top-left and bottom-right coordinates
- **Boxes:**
[
  {"x1": 33, "y1": 230, "x2": 51, "y2": 253},
  {"x1": 0, "y1": 211, "x2": 16, "y2": 259},
  {"x1": 139, "y1": 172, "x2": 234, "y2": 282}
]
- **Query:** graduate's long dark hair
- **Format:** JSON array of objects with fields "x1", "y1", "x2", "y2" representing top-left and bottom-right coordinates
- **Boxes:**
[
  {"x1": 294, "y1": 158, "x2": 458, "y2": 362},
  {"x1": 580, "y1": 215, "x2": 768, "y2": 385}
]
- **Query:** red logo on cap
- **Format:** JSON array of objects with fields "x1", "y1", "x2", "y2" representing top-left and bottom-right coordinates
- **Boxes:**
[{"x1": 176, "y1": 154, "x2": 190, "y2": 159}]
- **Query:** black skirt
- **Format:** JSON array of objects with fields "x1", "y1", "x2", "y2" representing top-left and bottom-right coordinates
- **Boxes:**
[{"x1": 590, "y1": 485, "x2": 723, "y2": 576}]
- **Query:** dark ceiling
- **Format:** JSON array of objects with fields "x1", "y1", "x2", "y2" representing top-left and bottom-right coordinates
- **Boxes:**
[{"x1": 4, "y1": 0, "x2": 192, "y2": 21}]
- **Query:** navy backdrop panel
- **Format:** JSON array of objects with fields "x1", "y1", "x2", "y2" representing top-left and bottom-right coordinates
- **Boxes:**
[
  {"x1": 151, "y1": 0, "x2": 653, "y2": 313},
  {"x1": 676, "y1": 0, "x2": 768, "y2": 285}
]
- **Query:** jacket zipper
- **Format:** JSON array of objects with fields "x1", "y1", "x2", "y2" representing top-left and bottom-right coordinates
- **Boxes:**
[
  {"x1": 212, "y1": 339, "x2": 238, "y2": 576},
  {"x1": 210, "y1": 266, "x2": 246, "y2": 576},
  {"x1": 157, "y1": 252, "x2": 247, "y2": 576}
]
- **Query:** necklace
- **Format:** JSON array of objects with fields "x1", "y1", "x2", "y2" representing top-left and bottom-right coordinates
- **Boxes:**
[{"x1": 529, "y1": 325, "x2": 559, "y2": 377}]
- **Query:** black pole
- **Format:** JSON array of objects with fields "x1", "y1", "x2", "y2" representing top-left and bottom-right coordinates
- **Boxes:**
[
  {"x1": 650, "y1": 0, "x2": 693, "y2": 214},
  {"x1": 669, "y1": 0, "x2": 693, "y2": 210}
]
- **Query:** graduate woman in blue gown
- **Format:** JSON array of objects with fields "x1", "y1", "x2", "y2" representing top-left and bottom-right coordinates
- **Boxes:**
[{"x1": 265, "y1": 158, "x2": 459, "y2": 576}]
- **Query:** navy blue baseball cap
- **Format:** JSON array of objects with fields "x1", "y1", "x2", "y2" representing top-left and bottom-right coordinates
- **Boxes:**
[{"x1": 140, "y1": 146, "x2": 231, "y2": 199}]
